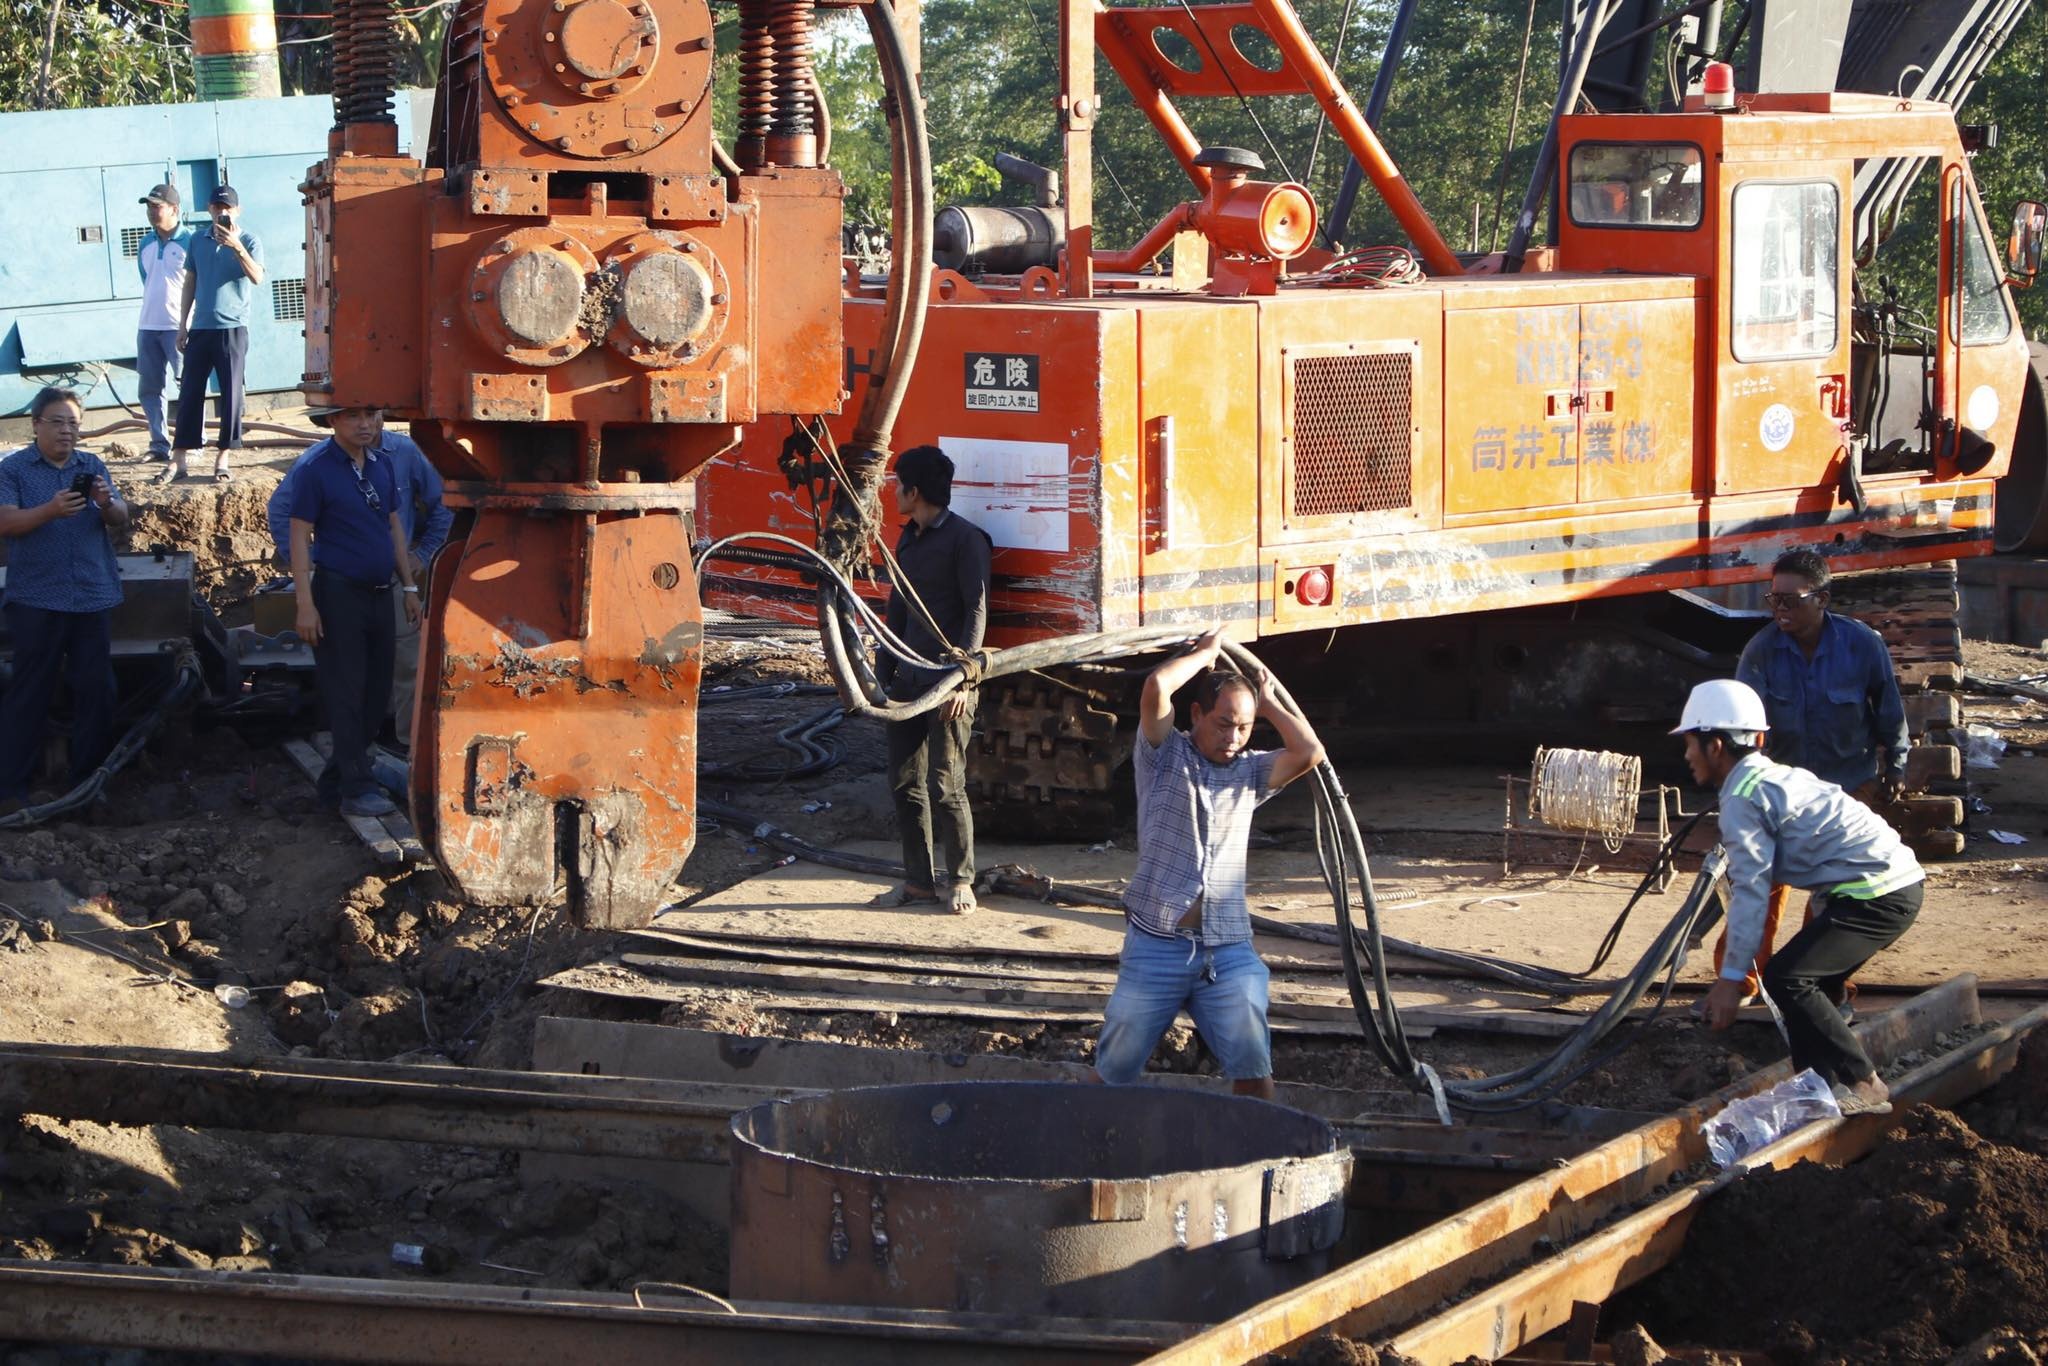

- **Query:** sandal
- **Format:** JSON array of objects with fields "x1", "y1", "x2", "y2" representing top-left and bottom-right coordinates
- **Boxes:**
[
  {"x1": 868, "y1": 885, "x2": 939, "y2": 909},
  {"x1": 153, "y1": 465, "x2": 185, "y2": 485},
  {"x1": 947, "y1": 886, "x2": 978, "y2": 916},
  {"x1": 213, "y1": 464, "x2": 233, "y2": 483}
]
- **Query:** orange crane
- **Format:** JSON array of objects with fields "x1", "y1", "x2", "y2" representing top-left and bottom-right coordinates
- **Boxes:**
[{"x1": 697, "y1": 0, "x2": 2043, "y2": 827}]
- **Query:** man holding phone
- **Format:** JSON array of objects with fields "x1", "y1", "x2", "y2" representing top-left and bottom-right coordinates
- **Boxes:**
[
  {"x1": 0, "y1": 387, "x2": 130, "y2": 808},
  {"x1": 165, "y1": 184, "x2": 263, "y2": 484}
]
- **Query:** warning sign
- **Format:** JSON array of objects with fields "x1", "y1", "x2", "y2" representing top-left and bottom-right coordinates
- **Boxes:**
[{"x1": 965, "y1": 352, "x2": 1040, "y2": 412}]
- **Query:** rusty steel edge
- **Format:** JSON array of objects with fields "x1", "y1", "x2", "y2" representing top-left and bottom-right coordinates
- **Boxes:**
[
  {"x1": 0, "y1": 1265, "x2": 1184, "y2": 1364},
  {"x1": 1144, "y1": 974, "x2": 1987, "y2": 1365}
]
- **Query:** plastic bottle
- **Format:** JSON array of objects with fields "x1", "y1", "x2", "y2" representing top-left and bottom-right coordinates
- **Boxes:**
[
  {"x1": 391, "y1": 1242, "x2": 457, "y2": 1274},
  {"x1": 1701, "y1": 1068, "x2": 1842, "y2": 1168}
]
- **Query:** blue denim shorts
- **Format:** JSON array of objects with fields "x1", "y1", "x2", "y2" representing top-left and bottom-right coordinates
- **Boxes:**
[{"x1": 1096, "y1": 926, "x2": 1272, "y2": 1083}]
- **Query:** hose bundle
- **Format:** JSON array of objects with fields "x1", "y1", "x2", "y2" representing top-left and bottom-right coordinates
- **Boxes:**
[{"x1": 693, "y1": 534, "x2": 1729, "y2": 1117}]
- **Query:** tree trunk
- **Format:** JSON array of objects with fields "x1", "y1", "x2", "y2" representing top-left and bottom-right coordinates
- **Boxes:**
[{"x1": 35, "y1": 0, "x2": 66, "y2": 109}]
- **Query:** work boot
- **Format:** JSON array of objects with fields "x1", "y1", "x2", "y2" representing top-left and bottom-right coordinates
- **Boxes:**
[{"x1": 341, "y1": 790, "x2": 398, "y2": 818}]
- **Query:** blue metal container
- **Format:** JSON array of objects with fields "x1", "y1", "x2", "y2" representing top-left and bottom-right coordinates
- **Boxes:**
[{"x1": 0, "y1": 90, "x2": 431, "y2": 418}]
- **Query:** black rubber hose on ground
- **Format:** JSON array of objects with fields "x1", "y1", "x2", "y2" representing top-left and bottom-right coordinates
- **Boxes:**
[{"x1": 0, "y1": 652, "x2": 204, "y2": 830}]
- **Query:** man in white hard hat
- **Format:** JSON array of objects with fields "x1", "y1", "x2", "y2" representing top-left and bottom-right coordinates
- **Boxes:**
[{"x1": 1674, "y1": 678, "x2": 1922, "y2": 1115}]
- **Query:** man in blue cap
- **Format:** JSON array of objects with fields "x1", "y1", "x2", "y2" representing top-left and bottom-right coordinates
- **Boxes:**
[
  {"x1": 165, "y1": 184, "x2": 263, "y2": 483},
  {"x1": 286, "y1": 404, "x2": 422, "y2": 817},
  {"x1": 135, "y1": 182, "x2": 188, "y2": 462}
]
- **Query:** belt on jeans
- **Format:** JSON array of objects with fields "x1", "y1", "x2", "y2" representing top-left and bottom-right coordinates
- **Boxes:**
[{"x1": 312, "y1": 567, "x2": 392, "y2": 592}]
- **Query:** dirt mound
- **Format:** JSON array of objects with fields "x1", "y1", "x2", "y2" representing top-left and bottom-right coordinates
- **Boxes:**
[
  {"x1": 1959, "y1": 1032, "x2": 2048, "y2": 1153},
  {"x1": 1625, "y1": 1107, "x2": 2048, "y2": 1364}
]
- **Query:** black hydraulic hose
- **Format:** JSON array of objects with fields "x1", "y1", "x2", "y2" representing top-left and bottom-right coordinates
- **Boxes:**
[
  {"x1": 850, "y1": 0, "x2": 932, "y2": 457},
  {"x1": 713, "y1": 529, "x2": 1736, "y2": 1113},
  {"x1": 0, "y1": 652, "x2": 203, "y2": 830}
]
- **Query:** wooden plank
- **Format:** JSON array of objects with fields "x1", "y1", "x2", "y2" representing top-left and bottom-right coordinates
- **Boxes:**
[
  {"x1": 1895, "y1": 661, "x2": 1962, "y2": 691},
  {"x1": 1146, "y1": 977, "x2": 1983, "y2": 1366},
  {"x1": 1904, "y1": 693, "x2": 1961, "y2": 735},
  {"x1": 281, "y1": 738, "x2": 404, "y2": 866},
  {"x1": 1902, "y1": 744, "x2": 1961, "y2": 788},
  {"x1": 1386, "y1": 999, "x2": 2048, "y2": 1366}
]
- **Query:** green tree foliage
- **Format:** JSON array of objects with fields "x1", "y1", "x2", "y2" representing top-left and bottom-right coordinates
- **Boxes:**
[
  {"x1": 1854, "y1": 3, "x2": 2048, "y2": 340},
  {"x1": 0, "y1": 0, "x2": 193, "y2": 110}
]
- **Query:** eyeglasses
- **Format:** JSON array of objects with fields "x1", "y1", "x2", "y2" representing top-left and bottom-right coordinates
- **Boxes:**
[
  {"x1": 352, "y1": 463, "x2": 382, "y2": 514},
  {"x1": 1763, "y1": 589, "x2": 1821, "y2": 609},
  {"x1": 35, "y1": 418, "x2": 79, "y2": 431}
]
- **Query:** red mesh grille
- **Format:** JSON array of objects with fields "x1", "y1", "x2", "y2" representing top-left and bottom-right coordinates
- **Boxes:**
[{"x1": 1289, "y1": 351, "x2": 1414, "y2": 519}]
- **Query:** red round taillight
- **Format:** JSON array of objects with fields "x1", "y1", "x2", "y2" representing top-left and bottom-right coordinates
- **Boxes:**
[{"x1": 1295, "y1": 566, "x2": 1332, "y2": 607}]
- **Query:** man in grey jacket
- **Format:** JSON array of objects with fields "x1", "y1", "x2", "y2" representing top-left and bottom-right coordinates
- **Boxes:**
[{"x1": 1674, "y1": 679, "x2": 1922, "y2": 1115}]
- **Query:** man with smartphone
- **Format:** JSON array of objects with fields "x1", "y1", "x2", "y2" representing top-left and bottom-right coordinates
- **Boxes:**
[
  {"x1": 165, "y1": 184, "x2": 263, "y2": 484},
  {"x1": 0, "y1": 387, "x2": 131, "y2": 809}
]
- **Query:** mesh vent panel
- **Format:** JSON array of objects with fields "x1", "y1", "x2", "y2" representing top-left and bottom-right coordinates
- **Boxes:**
[
  {"x1": 1289, "y1": 351, "x2": 1414, "y2": 518},
  {"x1": 272, "y1": 278, "x2": 307, "y2": 321}
]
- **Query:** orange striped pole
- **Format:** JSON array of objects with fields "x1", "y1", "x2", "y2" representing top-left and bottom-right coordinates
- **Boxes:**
[{"x1": 191, "y1": 0, "x2": 282, "y2": 100}]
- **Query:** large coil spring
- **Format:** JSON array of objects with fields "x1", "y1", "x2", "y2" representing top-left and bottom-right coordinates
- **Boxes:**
[
  {"x1": 335, "y1": 0, "x2": 399, "y2": 125},
  {"x1": 736, "y1": 1, "x2": 775, "y2": 166},
  {"x1": 1529, "y1": 746, "x2": 1643, "y2": 852},
  {"x1": 768, "y1": 0, "x2": 816, "y2": 138}
]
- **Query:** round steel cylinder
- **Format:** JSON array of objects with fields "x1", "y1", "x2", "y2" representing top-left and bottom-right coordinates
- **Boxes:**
[
  {"x1": 190, "y1": 0, "x2": 282, "y2": 100},
  {"x1": 729, "y1": 1082, "x2": 1352, "y2": 1322},
  {"x1": 932, "y1": 205, "x2": 1065, "y2": 276}
]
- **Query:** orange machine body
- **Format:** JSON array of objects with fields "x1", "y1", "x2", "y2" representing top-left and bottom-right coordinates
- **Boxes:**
[
  {"x1": 699, "y1": 94, "x2": 2029, "y2": 655},
  {"x1": 304, "y1": 0, "x2": 844, "y2": 925}
]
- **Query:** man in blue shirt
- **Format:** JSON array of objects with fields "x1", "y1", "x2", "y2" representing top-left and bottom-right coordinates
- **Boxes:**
[
  {"x1": 1675, "y1": 679, "x2": 1921, "y2": 1115},
  {"x1": 268, "y1": 411, "x2": 451, "y2": 748},
  {"x1": 135, "y1": 183, "x2": 188, "y2": 461},
  {"x1": 1711, "y1": 549, "x2": 1910, "y2": 1002},
  {"x1": 0, "y1": 387, "x2": 132, "y2": 804},
  {"x1": 288, "y1": 405, "x2": 422, "y2": 816},
  {"x1": 165, "y1": 185, "x2": 263, "y2": 484}
]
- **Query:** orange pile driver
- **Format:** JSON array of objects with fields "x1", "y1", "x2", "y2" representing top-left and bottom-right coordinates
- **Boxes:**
[{"x1": 301, "y1": 0, "x2": 932, "y2": 925}]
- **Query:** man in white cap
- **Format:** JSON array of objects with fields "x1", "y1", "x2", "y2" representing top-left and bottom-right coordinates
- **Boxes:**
[{"x1": 1674, "y1": 678, "x2": 1922, "y2": 1115}]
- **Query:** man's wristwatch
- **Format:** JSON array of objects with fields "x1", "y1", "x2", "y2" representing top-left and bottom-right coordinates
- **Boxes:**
[{"x1": 403, "y1": 586, "x2": 419, "y2": 594}]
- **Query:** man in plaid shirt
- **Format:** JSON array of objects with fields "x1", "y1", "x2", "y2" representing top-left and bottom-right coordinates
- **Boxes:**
[{"x1": 1094, "y1": 626, "x2": 1326, "y2": 1100}]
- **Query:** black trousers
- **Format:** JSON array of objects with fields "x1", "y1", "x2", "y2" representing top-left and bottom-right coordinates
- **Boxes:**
[
  {"x1": 311, "y1": 570, "x2": 395, "y2": 800},
  {"x1": 1761, "y1": 881, "x2": 1923, "y2": 1086},
  {"x1": 172, "y1": 325, "x2": 248, "y2": 451},
  {"x1": 0, "y1": 605, "x2": 114, "y2": 799},
  {"x1": 885, "y1": 698, "x2": 976, "y2": 891}
]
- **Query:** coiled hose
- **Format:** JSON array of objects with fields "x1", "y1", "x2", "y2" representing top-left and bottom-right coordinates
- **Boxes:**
[{"x1": 696, "y1": 535, "x2": 1730, "y2": 1115}]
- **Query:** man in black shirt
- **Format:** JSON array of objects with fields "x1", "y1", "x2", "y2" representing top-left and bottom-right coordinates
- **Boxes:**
[{"x1": 872, "y1": 445, "x2": 992, "y2": 915}]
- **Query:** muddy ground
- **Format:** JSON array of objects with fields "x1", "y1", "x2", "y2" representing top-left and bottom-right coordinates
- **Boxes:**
[{"x1": 1, "y1": 447, "x2": 2047, "y2": 1361}]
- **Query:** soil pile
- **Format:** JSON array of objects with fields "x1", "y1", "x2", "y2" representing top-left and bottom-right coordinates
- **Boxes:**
[{"x1": 1625, "y1": 1103, "x2": 2048, "y2": 1364}]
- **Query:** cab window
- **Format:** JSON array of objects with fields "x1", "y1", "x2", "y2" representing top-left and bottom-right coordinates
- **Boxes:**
[
  {"x1": 1568, "y1": 143, "x2": 1704, "y2": 228},
  {"x1": 1957, "y1": 186, "x2": 2014, "y2": 345},
  {"x1": 1732, "y1": 180, "x2": 1840, "y2": 362}
]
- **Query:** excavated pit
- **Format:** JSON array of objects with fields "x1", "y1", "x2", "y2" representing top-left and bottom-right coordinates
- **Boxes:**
[{"x1": 728, "y1": 1080, "x2": 1353, "y2": 1322}]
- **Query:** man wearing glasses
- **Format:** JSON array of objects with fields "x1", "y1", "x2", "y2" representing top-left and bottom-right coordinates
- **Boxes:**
[
  {"x1": 0, "y1": 387, "x2": 131, "y2": 808},
  {"x1": 1710, "y1": 548, "x2": 1909, "y2": 1006},
  {"x1": 267, "y1": 408, "x2": 450, "y2": 754},
  {"x1": 287, "y1": 405, "x2": 422, "y2": 817}
]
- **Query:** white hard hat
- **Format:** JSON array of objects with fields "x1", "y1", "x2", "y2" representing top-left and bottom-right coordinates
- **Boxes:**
[{"x1": 1671, "y1": 679, "x2": 1769, "y2": 736}]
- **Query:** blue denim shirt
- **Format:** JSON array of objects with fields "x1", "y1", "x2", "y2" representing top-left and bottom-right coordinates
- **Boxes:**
[
  {"x1": 0, "y1": 444, "x2": 122, "y2": 613},
  {"x1": 1736, "y1": 612, "x2": 1909, "y2": 792},
  {"x1": 269, "y1": 433, "x2": 451, "y2": 570}
]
